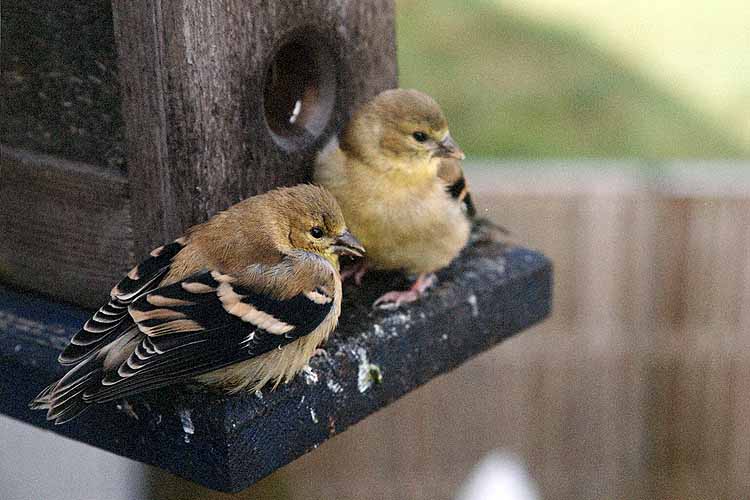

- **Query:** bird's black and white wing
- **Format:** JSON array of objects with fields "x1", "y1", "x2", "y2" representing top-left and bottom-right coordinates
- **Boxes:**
[
  {"x1": 89, "y1": 270, "x2": 334, "y2": 402},
  {"x1": 58, "y1": 238, "x2": 188, "y2": 366},
  {"x1": 36, "y1": 269, "x2": 335, "y2": 423}
]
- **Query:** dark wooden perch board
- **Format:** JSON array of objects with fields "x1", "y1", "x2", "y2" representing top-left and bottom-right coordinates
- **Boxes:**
[{"x1": 0, "y1": 226, "x2": 552, "y2": 492}]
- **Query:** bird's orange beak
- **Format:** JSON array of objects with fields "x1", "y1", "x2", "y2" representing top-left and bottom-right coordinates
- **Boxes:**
[
  {"x1": 332, "y1": 230, "x2": 365, "y2": 257},
  {"x1": 436, "y1": 133, "x2": 465, "y2": 160}
]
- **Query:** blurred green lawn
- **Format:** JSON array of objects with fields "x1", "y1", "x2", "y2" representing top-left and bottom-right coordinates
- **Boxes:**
[{"x1": 396, "y1": 0, "x2": 748, "y2": 159}]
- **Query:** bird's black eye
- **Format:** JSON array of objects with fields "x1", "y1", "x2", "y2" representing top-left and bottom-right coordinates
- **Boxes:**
[
  {"x1": 412, "y1": 131, "x2": 428, "y2": 142},
  {"x1": 310, "y1": 226, "x2": 324, "y2": 239}
]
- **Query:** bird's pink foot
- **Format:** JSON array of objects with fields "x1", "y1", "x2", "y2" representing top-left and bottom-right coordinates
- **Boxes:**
[
  {"x1": 373, "y1": 289, "x2": 420, "y2": 309},
  {"x1": 341, "y1": 261, "x2": 369, "y2": 286},
  {"x1": 340, "y1": 266, "x2": 357, "y2": 281},
  {"x1": 353, "y1": 262, "x2": 369, "y2": 286},
  {"x1": 312, "y1": 348, "x2": 329, "y2": 358},
  {"x1": 373, "y1": 273, "x2": 436, "y2": 310}
]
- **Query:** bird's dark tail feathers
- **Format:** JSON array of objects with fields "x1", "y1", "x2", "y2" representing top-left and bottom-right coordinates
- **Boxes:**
[
  {"x1": 29, "y1": 381, "x2": 56, "y2": 410},
  {"x1": 29, "y1": 361, "x2": 101, "y2": 424}
]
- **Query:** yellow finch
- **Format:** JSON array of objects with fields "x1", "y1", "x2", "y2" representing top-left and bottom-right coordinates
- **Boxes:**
[
  {"x1": 31, "y1": 184, "x2": 364, "y2": 424},
  {"x1": 315, "y1": 88, "x2": 472, "y2": 308}
]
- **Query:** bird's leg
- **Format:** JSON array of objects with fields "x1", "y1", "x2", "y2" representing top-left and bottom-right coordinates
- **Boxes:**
[
  {"x1": 312, "y1": 348, "x2": 329, "y2": 358},
  {"x1": 340, "y1": 260, "x2": 369, "y2": 285},
  {"x1": 353, "y1": 261, "x2": 369, "y2": 286},
  {"x1": 373, "y1": 273, "x2": 436, "y2": 310}
]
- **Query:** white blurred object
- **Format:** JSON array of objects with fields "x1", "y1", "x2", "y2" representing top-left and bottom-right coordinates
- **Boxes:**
[
  {"x1": 455, "y1": 451, "x2": 541, "y2": 500},
  {"x1": 0, "y1": 415, "x2": 147, "y2": 500}
]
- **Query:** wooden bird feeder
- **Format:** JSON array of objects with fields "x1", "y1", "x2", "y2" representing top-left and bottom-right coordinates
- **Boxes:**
[{"x1": 0, "y1": 0, "x2": 552, "y2": 493}]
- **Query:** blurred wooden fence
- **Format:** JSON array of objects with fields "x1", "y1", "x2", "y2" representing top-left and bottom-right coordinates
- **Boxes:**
[{"x1": 153, "y1": 161, "x2": 750, "y2": 500}]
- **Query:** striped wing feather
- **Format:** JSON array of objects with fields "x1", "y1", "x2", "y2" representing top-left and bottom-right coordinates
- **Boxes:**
[
  {"x1": 438, "y1": 159, "x2": 476, "y2": 217},
  {"x1": 84, "y1": 270, "x2": 333, "y2": 403},
  {"x1": 58, "y1": 239, "x2": 187, "y2": 366}
]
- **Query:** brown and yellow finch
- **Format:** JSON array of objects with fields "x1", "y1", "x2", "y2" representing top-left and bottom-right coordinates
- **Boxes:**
[
  {"x1": 31, "y1": 184, "x2": 364, "y2": 424},
  {"x1": 315, "y1": 89, "x2": 473, "y2": 308}
]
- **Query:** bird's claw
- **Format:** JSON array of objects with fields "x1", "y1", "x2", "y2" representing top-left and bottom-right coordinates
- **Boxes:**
[
  {"x1": 373, "y1": 290, "x2": 421, "y2": 310},
  {"x1": 312, "y1": 348, "x2": 329, "y2": 358},
  {"x1": 340, "y1": 267, "x2": 357, "y2": 281},
  {"x1": 372, "y1": 273, "x2": 437, "y2": 310},
  {"x1": 353, "y1": 264, "x2": 368, "y2": 286},
  {"x1": 340, "y1": 261, "x2": 369, "y2": 285}
]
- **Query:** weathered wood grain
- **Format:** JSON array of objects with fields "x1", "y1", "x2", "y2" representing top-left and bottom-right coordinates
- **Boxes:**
[
  {"x1": 0, "y1": 0, "x2": 125, "y2": 170},
  {"x1": 0, "y1": 146, "x2": 134, "y2": 307},
  {"x1": 112, "y1": 0, "x2": 397, "y2": 258}
]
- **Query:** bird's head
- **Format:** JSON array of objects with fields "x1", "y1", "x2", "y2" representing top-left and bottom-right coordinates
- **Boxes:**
[
  {"x1": 341, "y1": 89, "x2": 464, "y2": 175},
  {"x1": 270, "y1": 184, "x2": 364, "y2": 263}
]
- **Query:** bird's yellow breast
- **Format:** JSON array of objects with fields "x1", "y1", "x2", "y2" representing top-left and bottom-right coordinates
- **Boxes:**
[{"x1": 323, "y1": 159, "x2": 469, "y2": 274}]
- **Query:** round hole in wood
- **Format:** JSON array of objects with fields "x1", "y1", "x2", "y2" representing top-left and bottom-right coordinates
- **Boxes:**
[{"x1": 263, "y1": 30, "x2": 336, "y2": 151}]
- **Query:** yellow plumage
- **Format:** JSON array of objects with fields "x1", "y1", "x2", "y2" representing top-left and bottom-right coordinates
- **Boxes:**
[
  {"x1": 317, "y1": 143, "x2": 469, "y2": 275},
  {"x1": 315, "y1": 89, "x2": 471, "y2": 307}
]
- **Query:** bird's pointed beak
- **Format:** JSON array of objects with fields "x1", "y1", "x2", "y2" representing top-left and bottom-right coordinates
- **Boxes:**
[
  {"x1": 436, "y1": 133, "x2": 465, "y2": 160},
  {"x1": 332, "y1": 230, "x2": 365, "y2": 257}
]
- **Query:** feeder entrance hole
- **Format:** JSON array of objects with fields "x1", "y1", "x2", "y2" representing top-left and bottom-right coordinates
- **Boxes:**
[{"x1": 263, "y1": 31, "x2": 336, "y2": 151}]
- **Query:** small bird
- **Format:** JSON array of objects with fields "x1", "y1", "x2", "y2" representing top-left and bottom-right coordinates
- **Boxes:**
[
  {"x1": 315, "y1": 88, "x2": 472, "y2": 308},
  {"x1": 30, "y1": 184, "x2": 364, "y2": 424}
]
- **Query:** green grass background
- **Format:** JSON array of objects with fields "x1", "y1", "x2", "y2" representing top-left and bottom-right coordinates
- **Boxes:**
[{"x1": 396, "y1": 0, "x2": 748, "y2": 159}]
